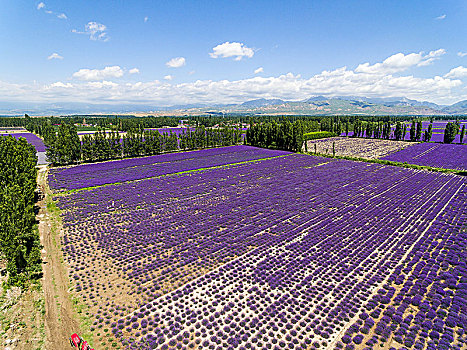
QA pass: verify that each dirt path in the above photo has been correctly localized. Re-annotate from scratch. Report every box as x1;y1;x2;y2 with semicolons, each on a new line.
37;165;81;350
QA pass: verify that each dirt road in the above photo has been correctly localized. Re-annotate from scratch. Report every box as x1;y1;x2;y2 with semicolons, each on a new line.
37;166;81;350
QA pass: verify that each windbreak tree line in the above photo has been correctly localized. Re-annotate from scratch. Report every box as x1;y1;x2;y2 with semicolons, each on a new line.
39;124;243;165
5;113;461;130
0;136;41;287
245;121;306;152
179;126;243;150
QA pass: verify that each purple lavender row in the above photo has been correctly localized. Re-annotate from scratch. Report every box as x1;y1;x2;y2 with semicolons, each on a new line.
381;143;467;170
120;165;465;349
340;131;463;143
53;153;466;349
0;132;46;152
48;145;290;191
338;186;466;350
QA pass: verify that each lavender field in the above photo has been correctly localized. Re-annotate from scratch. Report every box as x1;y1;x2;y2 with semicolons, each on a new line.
50;147;467;350
49;145;289;191
0;132;46;152
381;143;467;171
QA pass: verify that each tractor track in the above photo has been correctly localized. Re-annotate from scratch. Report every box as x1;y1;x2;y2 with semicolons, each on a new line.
38;165;81;350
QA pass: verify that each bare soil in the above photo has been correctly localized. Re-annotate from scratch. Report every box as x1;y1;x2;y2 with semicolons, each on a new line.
0;280;45;350
305;136;416;159
37;166;81;350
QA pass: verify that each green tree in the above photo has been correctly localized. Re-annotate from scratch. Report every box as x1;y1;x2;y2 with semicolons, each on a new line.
460;125;465;144
394;122;402;141
444;122;459;144
410;120;416;141
0;136;41;287
423;123;433;142
415;121;422;141
402;123;407;141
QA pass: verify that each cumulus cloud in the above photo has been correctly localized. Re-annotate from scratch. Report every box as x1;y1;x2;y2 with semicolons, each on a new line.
72;22;108;41
144;16;149;22
458;52;467;57
129;68;140;74
254;67;264;74
444;66;467;79
436;14;446;20
166;57;186;68
164;75;173;81
37;2;45;10
57;13;67;19
47;53;63;60
0;50;464;106
210;42;254;60
355;49;446;74
72;66;124;81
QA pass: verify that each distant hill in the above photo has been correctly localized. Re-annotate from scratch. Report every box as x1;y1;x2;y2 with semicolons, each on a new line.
241;98;285;107
442;100;467;115
1;96;467;116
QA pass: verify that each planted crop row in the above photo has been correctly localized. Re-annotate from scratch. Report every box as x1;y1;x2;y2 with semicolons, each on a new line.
381;143;467;171
51;149;466;349
0;132;46;152
48;145;290;191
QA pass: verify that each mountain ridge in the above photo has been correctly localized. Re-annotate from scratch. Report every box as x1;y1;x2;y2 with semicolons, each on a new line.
0;96;466;116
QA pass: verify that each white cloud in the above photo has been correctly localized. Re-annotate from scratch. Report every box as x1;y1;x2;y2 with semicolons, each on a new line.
86;81;118;89
144;16;149;22
164;75;173;81
47;53;63;60
189;71;195;75
129;68;140;74
458;52;467;57
436;14;446;20
72;66;124;81
210;42;254;60
444;66;467;79
37;2;67;20
0;50;464;106
355;49;446;74
48;81;72;88
254;67;264;74
72;22;108;41
166;57;186;68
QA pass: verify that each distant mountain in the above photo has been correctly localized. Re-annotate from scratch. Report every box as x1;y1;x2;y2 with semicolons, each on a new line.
1;96;466;116
241;98;285;107
304;96;330;102
442;100;467;115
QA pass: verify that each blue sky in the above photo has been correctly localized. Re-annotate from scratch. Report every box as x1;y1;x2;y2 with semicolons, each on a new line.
1;0;466;109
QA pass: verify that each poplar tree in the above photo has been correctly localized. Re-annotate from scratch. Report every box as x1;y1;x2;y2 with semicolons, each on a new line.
0;136;41;286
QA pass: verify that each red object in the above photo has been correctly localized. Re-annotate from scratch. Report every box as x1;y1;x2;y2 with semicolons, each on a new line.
81;340;89;350
70;333;81;348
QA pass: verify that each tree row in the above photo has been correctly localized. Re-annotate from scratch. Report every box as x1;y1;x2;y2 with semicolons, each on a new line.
0;136;41;287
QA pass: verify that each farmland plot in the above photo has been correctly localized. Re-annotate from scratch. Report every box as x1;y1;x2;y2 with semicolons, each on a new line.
305;137;413;159
50;149;466;350
0;131;46;152
49;145;289;191
381;143;467;171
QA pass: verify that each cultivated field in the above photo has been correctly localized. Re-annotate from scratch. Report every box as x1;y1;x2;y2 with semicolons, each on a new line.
381;143;467;171
49;146;467;350
305;137;413;159
0;131;46;152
